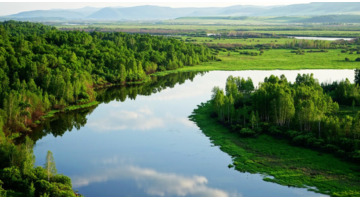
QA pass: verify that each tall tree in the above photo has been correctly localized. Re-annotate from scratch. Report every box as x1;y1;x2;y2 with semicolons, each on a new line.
44;150;57;181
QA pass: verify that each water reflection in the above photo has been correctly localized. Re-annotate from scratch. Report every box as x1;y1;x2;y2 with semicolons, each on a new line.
72;164;231;197
96;71;206;103
30;107;97;142
31;71;205;141
33;70;353;197
88;106;165;131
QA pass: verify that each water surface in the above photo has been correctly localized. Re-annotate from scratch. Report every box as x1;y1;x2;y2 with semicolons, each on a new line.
291;36;354;41
33;70;354;197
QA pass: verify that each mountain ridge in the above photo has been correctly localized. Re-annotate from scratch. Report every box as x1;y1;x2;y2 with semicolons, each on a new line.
1;3;360;21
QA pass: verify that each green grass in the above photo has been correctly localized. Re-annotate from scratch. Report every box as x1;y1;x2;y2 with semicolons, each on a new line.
63;101;99;112
153;49;360;76
189;101;360;197
41;101;99;120
41;110;60;119
56;20;360;37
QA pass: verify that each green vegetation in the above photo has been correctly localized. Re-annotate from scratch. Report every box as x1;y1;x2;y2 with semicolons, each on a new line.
190;101;360;196
1;18;360;197
153;49;360;76
63;101;99;112
190;72;360;196
209;74;360;161
0;21;214;196
0;20;214;134
57;17;360;38
0;132;75;197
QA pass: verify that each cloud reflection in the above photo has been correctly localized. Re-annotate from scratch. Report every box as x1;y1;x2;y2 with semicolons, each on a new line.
72;165;230;197
88;107;164;131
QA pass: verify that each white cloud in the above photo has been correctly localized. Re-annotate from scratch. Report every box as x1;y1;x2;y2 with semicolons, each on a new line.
72;164;231;197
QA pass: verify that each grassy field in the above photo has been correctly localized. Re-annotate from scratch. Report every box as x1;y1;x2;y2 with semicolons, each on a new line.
56;17;360;38
153;49;360;76
182;37;296;45
189;101;360;197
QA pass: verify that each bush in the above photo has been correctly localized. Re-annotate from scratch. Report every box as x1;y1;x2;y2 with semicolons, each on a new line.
291;133;317;147
239;128;256;137
231;124;242;132
52;175;72;187
210;111;218;118
324;144;340;153
356;57;360;62
345;57;350;61
286;130;301;138
351;150;360;161
268;125;282;136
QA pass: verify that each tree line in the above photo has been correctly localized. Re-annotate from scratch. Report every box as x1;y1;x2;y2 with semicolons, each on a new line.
211;73;360;162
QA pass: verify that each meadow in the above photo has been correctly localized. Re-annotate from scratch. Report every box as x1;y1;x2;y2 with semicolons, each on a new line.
154;49;360;76
56;16;360;38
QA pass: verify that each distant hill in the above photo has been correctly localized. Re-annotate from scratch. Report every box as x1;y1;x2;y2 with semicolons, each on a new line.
260;2;360;16
1;2;360;21
5;7;101;20
299;15;360;23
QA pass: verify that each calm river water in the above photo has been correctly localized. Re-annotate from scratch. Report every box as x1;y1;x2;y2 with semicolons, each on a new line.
33;70;354;197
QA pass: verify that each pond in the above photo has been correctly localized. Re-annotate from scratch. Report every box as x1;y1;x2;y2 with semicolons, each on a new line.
32;70;354;197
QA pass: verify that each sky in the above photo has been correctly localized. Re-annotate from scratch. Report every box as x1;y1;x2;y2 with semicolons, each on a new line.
0;0;359;16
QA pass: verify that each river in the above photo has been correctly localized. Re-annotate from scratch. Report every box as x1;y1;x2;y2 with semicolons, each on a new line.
32;70;354;197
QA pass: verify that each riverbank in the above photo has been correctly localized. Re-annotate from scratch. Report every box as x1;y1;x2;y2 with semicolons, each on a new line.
189;101;360;197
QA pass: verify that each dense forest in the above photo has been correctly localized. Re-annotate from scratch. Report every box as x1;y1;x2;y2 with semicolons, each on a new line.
0;21;214;196
210;72;360;162
0;21;214;134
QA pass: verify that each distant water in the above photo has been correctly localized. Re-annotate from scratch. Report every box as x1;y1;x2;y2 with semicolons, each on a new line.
290;36;354;41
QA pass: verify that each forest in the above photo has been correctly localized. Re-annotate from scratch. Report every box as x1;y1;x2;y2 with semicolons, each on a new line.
0;21;214;196
210;71;360;162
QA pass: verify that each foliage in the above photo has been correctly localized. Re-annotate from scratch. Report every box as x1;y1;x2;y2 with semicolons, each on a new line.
0;136;75;197
210;73;360;162
0;20;214;135
0;21;214;197
189;101;360;196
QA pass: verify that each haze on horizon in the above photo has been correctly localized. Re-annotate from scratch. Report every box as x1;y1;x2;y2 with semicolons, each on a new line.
0;0;358;16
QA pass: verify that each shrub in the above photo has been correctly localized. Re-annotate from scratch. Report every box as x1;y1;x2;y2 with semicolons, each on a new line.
239;128;256;137
324;144;340;153
268;125;282;136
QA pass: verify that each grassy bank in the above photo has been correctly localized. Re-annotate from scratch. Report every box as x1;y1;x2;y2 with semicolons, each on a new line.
153;49;360;76
41;101;99;121
189;101;360;197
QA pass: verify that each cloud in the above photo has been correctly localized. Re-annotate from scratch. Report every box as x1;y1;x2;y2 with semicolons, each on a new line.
72;165;230;197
